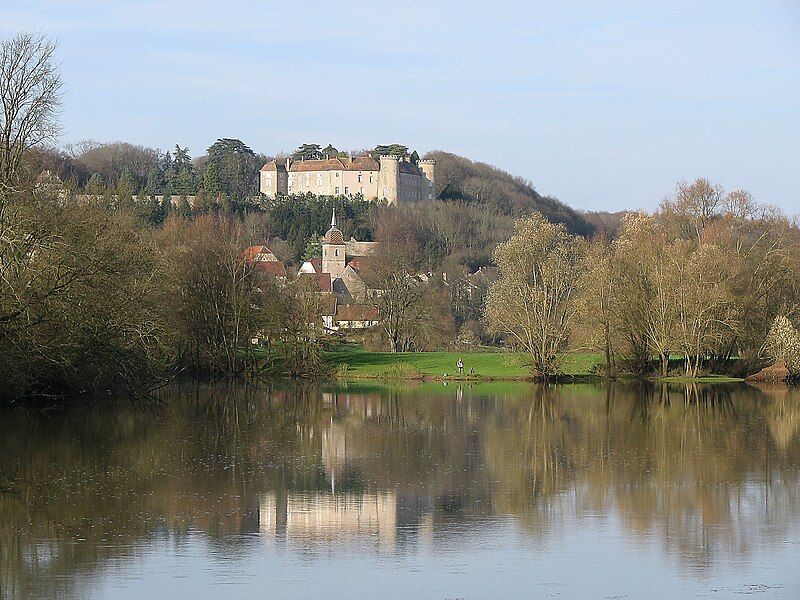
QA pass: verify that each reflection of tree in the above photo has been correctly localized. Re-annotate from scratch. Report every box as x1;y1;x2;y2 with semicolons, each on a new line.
1;381;798;596
0;380;334;598
479;382;799;572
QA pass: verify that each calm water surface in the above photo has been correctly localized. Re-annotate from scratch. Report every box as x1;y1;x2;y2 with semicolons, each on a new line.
2;381;799;599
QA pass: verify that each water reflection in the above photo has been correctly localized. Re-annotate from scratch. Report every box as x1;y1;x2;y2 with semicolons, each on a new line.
2;381;799;598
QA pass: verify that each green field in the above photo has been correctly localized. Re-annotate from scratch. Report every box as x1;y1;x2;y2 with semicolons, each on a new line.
323;346;603;380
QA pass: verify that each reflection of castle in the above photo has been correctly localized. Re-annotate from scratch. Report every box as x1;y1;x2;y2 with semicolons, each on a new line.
259;492;401;550
258;393;438;550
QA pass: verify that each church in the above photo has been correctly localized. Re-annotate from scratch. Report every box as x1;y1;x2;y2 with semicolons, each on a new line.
297;209;382;330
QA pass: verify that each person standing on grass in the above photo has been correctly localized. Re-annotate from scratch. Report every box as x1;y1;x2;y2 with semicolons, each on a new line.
457;358;464;375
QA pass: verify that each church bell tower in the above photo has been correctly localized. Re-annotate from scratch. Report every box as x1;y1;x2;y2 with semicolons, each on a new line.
321;208;346;280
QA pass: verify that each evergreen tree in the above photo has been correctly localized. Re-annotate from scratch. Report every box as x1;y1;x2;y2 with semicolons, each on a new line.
203;160;224;197
116;169;137;210
321;144;339;159
291;143;322;160
192;189;213;215
173;145;190;168
144;168;161;195
204;138;258;202
178;165;196;194
176;194;192;218
136;194;163;225
85;172;105;195
161;194;172;221
303;239;322;260
372;144;410;159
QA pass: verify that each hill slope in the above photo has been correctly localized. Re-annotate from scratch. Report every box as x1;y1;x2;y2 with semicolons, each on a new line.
425;151;594;237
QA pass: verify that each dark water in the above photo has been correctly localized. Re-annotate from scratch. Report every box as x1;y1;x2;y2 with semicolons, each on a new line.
2;381;800;599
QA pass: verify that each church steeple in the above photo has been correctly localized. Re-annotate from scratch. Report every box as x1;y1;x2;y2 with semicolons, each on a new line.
322;208;346;279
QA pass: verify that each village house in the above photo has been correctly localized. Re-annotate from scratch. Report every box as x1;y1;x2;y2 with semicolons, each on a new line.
244;211;382;331
299;209;382;330
242;245;287;280
259;154;436;205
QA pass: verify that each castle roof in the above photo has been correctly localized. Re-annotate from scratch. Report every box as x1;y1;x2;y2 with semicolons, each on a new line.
260;154;430;174
260;158;288;172
266;155;381;173
349;156;380;171
398;161;424;175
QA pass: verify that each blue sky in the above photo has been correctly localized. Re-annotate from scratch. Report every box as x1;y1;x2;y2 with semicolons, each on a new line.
2;1;799;213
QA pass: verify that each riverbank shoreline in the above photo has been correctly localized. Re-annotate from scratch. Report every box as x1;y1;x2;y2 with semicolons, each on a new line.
323;348;746;384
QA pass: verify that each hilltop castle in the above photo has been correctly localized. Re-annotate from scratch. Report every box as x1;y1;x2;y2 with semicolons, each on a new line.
259;154;435;204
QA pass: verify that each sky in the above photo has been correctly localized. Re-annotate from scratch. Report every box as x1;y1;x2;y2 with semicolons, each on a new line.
1;1;799;213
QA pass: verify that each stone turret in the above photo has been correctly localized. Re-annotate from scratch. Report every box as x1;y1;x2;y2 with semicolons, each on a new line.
377;155;400;204
418;159;436;200
321;208;346;280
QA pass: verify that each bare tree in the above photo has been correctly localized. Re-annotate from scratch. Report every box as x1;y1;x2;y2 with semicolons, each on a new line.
484;213;587;379
157;215;268;374
0;32;61;194
660;178;723;243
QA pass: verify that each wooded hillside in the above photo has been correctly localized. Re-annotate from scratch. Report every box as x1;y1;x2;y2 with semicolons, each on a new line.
426;151;594;237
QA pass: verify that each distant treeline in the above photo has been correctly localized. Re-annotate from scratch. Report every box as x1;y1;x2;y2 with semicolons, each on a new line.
484;181;800;379
32;138;265;199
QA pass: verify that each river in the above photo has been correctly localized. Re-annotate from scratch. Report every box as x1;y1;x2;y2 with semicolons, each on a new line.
2;380;799;599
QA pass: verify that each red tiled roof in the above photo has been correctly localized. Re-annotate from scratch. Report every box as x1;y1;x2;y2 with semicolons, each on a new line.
243;245;274;261
260;158;288;172
324;227;344;244
336;304;379;322
253;261;287;277
319;294;338;316
290;158;346;172
349;156;380;171
347;257;380;288
287;156;381;173
300;272;332;293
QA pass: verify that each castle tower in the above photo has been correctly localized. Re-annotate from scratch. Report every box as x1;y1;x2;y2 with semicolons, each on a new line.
376;155;400;204
418;159;436;200
321;208;346;280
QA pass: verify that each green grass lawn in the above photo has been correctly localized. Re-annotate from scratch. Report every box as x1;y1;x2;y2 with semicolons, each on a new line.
323;346;603;379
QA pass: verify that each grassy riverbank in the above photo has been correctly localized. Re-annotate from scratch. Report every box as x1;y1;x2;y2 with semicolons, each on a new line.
324;346;603;380
322;346;747;383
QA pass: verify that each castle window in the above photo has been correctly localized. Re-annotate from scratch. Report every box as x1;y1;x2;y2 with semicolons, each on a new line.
370;175;373;183
344;186;349;195
335;187;339;194
335;249;339;256
335;172;339;178
357;173;362;182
